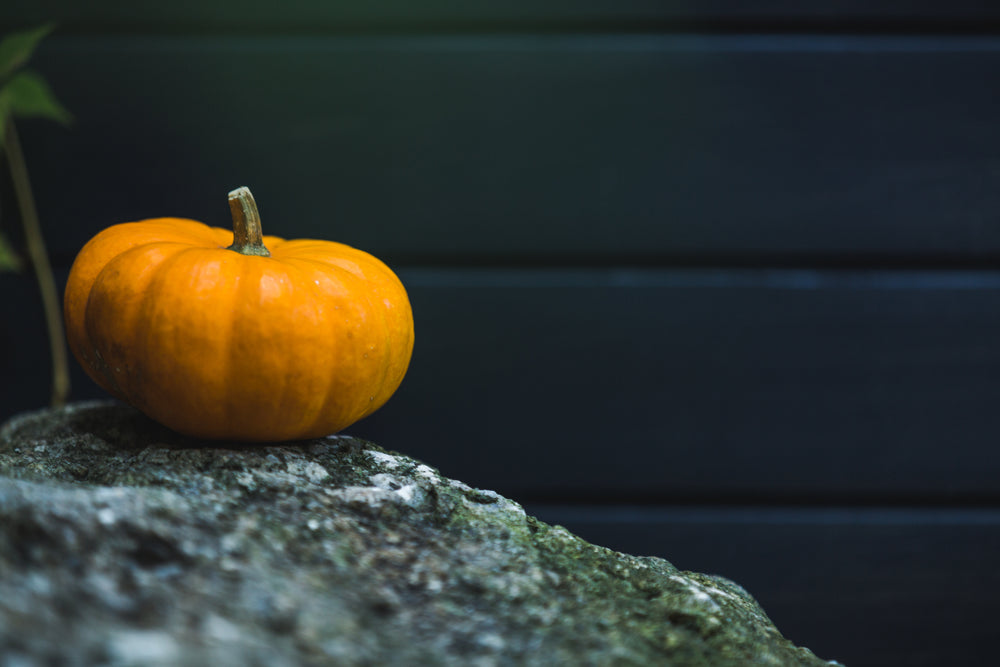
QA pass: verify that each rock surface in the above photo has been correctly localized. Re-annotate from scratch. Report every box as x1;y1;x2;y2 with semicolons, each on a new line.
0;402;840;666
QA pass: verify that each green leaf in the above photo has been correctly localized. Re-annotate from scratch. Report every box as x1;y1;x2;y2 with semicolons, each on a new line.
0;24;54;78
0;232;23;272
0;70;72;125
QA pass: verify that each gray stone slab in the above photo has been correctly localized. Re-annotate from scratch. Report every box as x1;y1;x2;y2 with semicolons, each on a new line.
0;402;840;666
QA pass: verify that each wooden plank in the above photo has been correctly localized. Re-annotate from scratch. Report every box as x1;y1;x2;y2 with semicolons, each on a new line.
349;267;1000;502
12;267;1000;502
524;503;1000;667
19;34;1000;265
4;1;1000;34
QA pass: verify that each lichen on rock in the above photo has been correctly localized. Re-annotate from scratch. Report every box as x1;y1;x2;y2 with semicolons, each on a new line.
0;401;841;666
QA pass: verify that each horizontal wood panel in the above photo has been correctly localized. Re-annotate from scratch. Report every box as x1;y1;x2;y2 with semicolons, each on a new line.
8;267;1000;502
5;2;1000;34
356;267;1000;501
16;34;1000;265
524;503;1000;667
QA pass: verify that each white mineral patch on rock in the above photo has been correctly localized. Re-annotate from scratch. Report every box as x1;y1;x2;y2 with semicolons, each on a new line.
235;472;256;489
326;486;393;506
107;630;180;665
448;479;473;492
326;476;425;509
702;581;742;602
394;484;416;503
285;460;329;483
414;464;438;481
670;575;723;614
366;449;403;469
203;613;244;643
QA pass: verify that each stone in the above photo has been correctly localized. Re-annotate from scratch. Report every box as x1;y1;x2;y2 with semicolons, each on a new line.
0;401;841;666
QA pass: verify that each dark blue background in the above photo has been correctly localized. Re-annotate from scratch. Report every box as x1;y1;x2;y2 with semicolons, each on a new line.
4;3;1000;664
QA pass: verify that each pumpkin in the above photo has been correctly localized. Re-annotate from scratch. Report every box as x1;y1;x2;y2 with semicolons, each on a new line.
64;187;414;441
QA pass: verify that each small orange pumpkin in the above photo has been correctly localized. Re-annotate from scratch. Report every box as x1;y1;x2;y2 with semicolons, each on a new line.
64;187;414;441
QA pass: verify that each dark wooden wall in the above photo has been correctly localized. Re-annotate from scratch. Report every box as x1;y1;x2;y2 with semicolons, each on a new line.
4;3;1000;665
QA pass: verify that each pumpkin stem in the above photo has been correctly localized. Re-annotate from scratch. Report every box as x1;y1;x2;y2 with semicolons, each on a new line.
227;186;271;257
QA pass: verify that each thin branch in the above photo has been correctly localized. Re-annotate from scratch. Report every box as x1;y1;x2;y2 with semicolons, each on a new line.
4;117;70;406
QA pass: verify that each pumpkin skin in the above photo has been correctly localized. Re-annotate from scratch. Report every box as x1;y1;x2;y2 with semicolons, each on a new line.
64;189;414;441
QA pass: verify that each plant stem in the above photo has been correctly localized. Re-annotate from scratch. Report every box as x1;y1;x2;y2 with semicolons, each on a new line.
4;118;70;406
226;186;270;257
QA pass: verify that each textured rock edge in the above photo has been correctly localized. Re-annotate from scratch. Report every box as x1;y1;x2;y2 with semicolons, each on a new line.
0;402;842;666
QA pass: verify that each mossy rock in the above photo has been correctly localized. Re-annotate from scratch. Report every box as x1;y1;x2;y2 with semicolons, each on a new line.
0;402;841;666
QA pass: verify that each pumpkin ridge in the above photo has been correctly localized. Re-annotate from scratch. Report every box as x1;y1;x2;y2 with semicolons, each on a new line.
221;254;265;438
275;255;401;433
229;259;311;439
334;256;396;423
359;277;394;423
279;259;365;436
282;260;358;437
108;238;210;255
83;242;194;405
65;227;218;376
119;219;223;246
215;253;250;438
279;249;414;402
129;247;234;431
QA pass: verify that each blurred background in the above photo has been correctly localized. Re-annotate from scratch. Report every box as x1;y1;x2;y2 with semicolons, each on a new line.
3;2;1000;665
